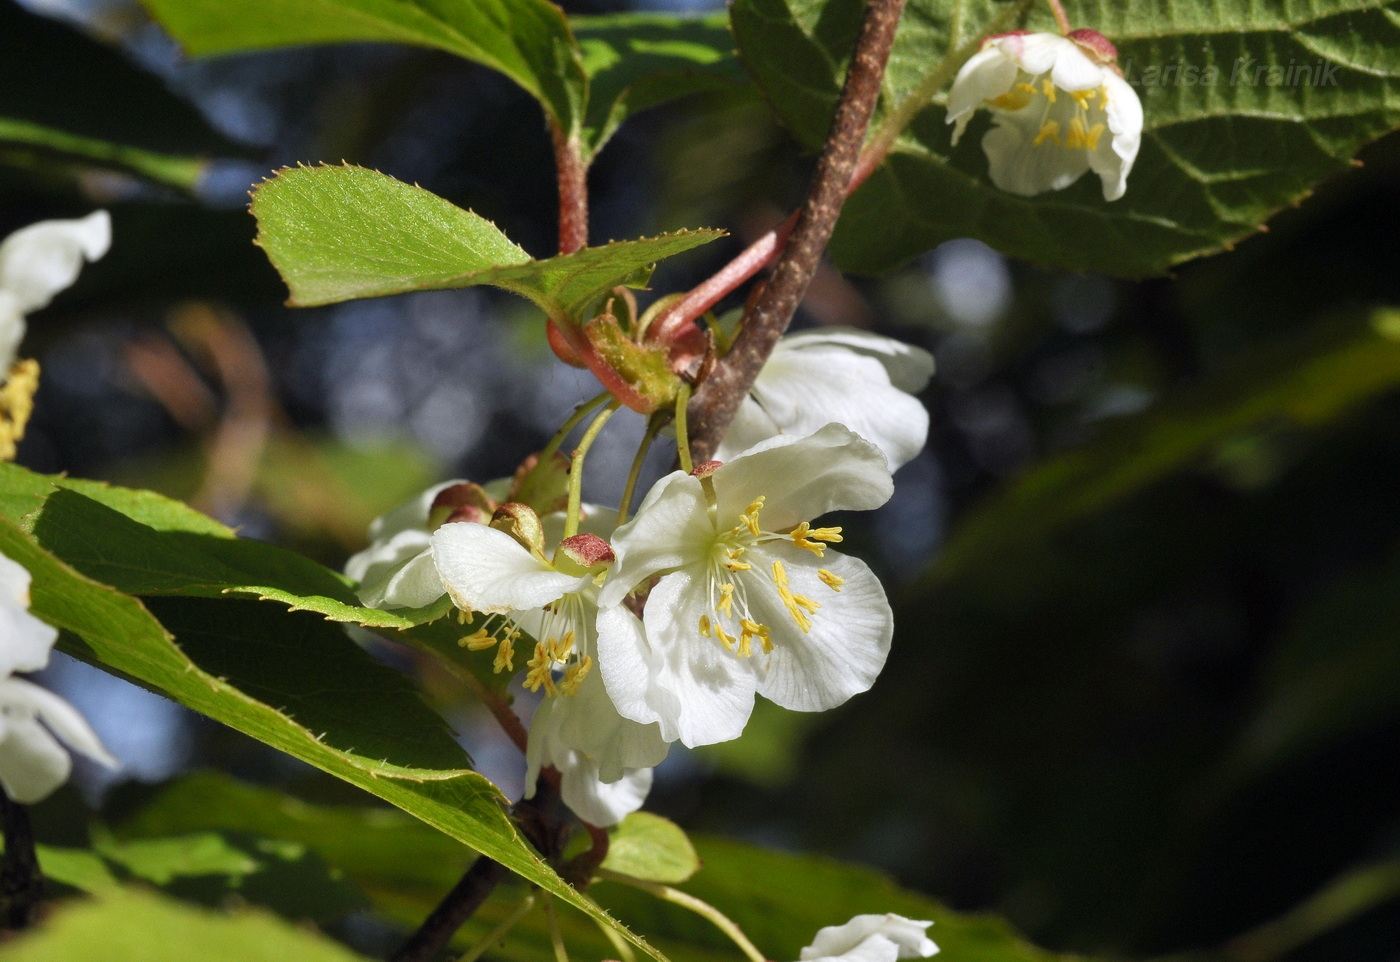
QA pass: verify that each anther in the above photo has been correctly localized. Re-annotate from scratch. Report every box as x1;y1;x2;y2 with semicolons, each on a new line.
818;569;845;592
1034;120;1061;147
494;638;515;673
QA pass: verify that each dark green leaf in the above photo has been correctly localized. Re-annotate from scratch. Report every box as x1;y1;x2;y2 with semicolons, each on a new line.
253;165;722;318
0;521;655;953
140;0;586;137
573;12;750;158
732;0;1400;275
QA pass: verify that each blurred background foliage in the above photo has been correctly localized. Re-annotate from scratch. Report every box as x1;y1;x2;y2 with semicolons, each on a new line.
5;0;1400;959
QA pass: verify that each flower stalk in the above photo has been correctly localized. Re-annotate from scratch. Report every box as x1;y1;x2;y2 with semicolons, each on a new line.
598;870;767;962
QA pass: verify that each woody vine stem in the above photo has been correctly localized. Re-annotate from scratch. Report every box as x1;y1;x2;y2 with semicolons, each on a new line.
386;0;906;959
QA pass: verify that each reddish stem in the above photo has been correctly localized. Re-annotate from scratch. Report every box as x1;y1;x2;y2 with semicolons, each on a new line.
551;120;589;255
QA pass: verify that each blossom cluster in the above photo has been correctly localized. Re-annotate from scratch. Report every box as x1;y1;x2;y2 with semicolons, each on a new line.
348;328;933;826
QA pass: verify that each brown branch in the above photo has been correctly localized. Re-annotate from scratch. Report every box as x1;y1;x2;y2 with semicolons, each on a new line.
551;120;589;255
389;855;510;962
685;0;907;461
1;795;42;930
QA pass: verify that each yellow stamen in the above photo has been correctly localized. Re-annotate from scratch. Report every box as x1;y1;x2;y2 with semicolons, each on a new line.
818;569;845;592
456;609;469;625
461;628;497;651
1033;120;1061;147
1070;87;1096;110
987;90;1032;111
717;582;735;617
1064;116;1087;149
698;614;712;637
724;549;752;572
0;359;40;462
715;624;737;651
1098;84;1110;106
1040;78;1057;103
524;642;557;695
494;637;515;673
560;655;592;695
772;560;816;633
742;497;766;537
551;630;576;661
789;522;844;555
739;619;770;658
1082;122;1106;151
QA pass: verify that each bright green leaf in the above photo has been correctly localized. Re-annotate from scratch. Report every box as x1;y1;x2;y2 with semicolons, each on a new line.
602;813;701;884
732;0;1400;276
140;0;586;137
573;12;751;158
252;164;723;320
934;311;1400;582
0;465;443;630
0;521;657;957
0;116;206;192
0;887;368;962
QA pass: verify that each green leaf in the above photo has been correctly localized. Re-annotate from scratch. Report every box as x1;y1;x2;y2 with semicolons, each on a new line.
934;310;1400;582
0;521;656;956
253;164;722;319
602;813;701;884
573;12;751;158
140;0;586;137
732;0;1400;276
0;887;369;962
0;116;206;192
0;464;443;630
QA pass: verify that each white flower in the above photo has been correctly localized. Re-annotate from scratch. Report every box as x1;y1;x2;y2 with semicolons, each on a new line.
799;914;937;962
430;514;668;823
714;328;933;471
0;677;118;803
946;31;1142;201
1;552;116;804
0;211;111;374
525;671;656;826
345;478;475;609
596;423;895;748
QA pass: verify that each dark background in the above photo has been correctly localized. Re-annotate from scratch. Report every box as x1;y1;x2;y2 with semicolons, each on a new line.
6;0;1400;958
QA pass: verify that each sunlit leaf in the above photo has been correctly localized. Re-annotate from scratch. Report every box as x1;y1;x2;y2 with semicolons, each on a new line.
252;165;722;320
602;813;701;884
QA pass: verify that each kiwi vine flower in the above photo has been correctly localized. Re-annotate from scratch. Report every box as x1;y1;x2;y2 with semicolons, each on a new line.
946;30;1142;201
596;424;895;748
1;552;117;803
799;914;937;962
714;328;934;471
430;512;667;824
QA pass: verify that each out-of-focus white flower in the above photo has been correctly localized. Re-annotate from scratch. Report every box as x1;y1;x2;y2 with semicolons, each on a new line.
0;211;111;374
597;424;895;748
525;671;656;826
0;552;116;804
431;512;667;824
799;914;937;962
946;31;1142;201
714;328;933;471
344;478;476;609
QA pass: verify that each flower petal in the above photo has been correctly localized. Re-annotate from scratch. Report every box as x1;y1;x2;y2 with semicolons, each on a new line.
637;572;760;747
713;423;894;532
777;328;933;393
555;670;669;782
11;677;118;768
599;471;712;609
982;110;1091;197
431;522;585;614
1090;72;1144;201
712;396;783;463
347;529;444;609
560;760;653;827
802;915;937;962
0;211;110;314
0;716;70;804
946;46;1017;143
365;478;468;542
0;557;57;675
596;603;680;734
743;343;929;470
747;547;892;713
